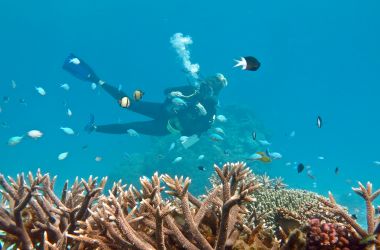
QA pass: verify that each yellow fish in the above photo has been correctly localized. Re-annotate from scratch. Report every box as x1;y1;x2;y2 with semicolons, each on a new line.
133;90;144;101
256;152;272;163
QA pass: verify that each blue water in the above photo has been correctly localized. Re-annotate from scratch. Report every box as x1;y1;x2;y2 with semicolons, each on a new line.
1;0;380;222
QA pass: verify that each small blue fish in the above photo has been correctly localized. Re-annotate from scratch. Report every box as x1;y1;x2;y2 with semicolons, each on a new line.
8;136;23;146
172;156;183;164
214;127;225;135
247;153;262;161
168;142;175;152
317;115;322;128
209;133;224;142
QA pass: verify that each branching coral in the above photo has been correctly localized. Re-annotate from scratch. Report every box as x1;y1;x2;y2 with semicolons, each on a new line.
70;162;263;250
1;164;379;250
0;169;106;249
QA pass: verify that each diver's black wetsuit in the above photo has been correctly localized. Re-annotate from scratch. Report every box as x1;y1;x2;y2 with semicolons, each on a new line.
95;82;217;136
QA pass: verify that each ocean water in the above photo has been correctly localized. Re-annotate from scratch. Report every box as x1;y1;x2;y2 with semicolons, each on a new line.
0;0;380;224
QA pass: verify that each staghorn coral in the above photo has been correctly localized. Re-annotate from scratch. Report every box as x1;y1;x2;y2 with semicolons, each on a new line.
69;162;265;250
0;169;107;249
0;162;280;250
0;163;379;250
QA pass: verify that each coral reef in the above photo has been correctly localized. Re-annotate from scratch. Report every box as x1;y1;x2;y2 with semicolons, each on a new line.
0;170;106;249
0;162;379;250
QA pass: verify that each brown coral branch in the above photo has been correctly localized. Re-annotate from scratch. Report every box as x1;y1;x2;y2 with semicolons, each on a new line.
109;193;155;250
352;181;380;234
194;186;221;226
162;175;213;250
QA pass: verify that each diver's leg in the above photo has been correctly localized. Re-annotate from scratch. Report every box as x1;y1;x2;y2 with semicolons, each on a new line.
95;120;170;136
100;82;166;120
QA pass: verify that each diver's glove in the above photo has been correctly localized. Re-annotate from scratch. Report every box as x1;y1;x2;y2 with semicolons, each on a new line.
84;114;96;133
63;53;100;83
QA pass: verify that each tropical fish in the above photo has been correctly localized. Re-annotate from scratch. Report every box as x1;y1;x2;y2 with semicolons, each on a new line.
373;161;380;166
119;96;131;108
318;156;325;160
91;82;97;90
224;149;231;156
27;130;43;139
195;102;207;116
198;154;205;160
58;152;69;160
297;163;305;173
3;96;10;103
19;98;27;105
60;83;70;91
69;57;80;64
1;121;9;128
11;80;16;89
335;167;339;175
247;153;262;161
268;151;282;160
209;133;224;142
8;136;23;146
317;115;322;128
258;140;271;146
198;166;206;171
60;127;75;135
307;170;315;180
214;127;225;135
289;130;296;137
133;90;144;101
375;206;380;215
118;84;122;92
351;214;357;220
216;115;227;122
127;129;139;137
35;86;46;96
168;142;175;152
256;152;271;162
233;56;261;71
285;162;292;166
95;156;102;162
252;131;256;140
172;156;183;164
67;108;72;117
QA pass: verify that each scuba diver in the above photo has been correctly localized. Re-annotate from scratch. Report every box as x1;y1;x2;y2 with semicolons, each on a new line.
63;54;227;144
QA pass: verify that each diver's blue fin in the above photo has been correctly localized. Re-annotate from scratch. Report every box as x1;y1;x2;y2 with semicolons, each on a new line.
84;114;96;133
63;54;100;83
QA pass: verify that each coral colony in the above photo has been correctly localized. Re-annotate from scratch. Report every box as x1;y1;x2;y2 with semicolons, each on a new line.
0;162;379;249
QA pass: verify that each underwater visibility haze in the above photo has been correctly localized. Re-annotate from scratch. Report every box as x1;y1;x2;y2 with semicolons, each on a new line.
0;0;380;249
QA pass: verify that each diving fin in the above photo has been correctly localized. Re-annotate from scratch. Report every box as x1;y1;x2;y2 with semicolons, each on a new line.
63;54;100;83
